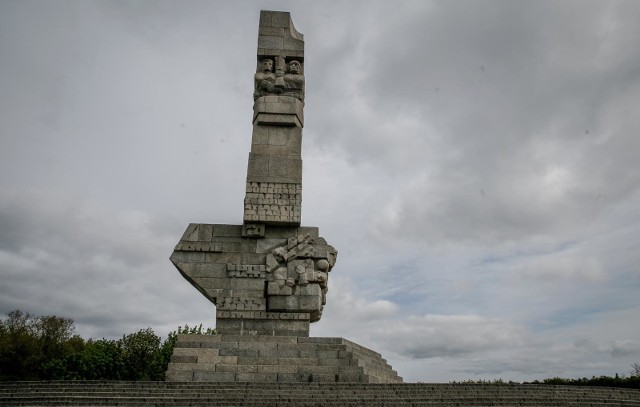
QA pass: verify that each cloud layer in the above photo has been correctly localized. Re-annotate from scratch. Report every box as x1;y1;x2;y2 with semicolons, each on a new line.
1;0;640;382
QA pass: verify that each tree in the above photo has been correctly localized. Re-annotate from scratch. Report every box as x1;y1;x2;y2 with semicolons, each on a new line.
0;310;41;380
1;310;215;381
120;328;162;380
632;363;640;377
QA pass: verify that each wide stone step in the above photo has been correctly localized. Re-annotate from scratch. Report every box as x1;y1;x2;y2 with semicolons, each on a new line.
2;382;640;406
166;334;403;383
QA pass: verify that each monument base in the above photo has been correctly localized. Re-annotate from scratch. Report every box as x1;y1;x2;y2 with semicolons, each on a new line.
165;334;403;383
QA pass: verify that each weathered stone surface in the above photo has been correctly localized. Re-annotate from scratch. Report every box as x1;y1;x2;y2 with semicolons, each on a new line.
171;221;336;335
167;10;400;384
7;381;640;406
165;335;403;383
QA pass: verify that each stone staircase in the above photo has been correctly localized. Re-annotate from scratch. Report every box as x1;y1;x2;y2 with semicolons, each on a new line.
165;334;403;383
1;381;639;406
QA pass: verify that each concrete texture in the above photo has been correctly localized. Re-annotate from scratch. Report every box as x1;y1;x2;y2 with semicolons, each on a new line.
3;381;640;406
167;10;400;384
165;334;403;383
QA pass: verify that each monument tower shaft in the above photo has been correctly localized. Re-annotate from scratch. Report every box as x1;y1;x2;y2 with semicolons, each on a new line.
244;11;305;225
170;10;335;337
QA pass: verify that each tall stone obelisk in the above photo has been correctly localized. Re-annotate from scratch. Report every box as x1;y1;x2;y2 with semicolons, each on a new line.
166;11;402;383
169;11;334;336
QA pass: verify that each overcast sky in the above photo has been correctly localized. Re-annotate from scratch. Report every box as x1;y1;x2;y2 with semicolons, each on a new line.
1;0;640;383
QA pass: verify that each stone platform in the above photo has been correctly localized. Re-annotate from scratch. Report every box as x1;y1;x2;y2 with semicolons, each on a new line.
2;381;640;406
165;334;403;383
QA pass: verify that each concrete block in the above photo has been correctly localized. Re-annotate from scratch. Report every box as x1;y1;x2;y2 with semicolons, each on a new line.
234;349;261;357
166;362;198;372
216;364;258;373
238;341;277;351
259;27;284;36
191;363;217;372
203;252;243;264
237;356;278;365
269;156;302;180
298;337;344;344
172;347;218;356
173;341;201;348
179;263;227;278
197;354;238;364
298;365;337;375
268;127;287;145
278;342;317;352
258;35;284;49
284;37;304;51
197;224;213;241
241;253;267;264
170;355;197;363
271;12;290;28
256;238;287;253
200;341;225;349
317;344;347;352
337;372;366;383
298;295;321;311
177;334;219;343
253;112;299;127
193;371;235;382
209;341;239;351
257;364;297;374
318;358;351;367
268;295;298;311
164;370;193;381
212;224;243;237
198;277;264;291
259;10;272;27
310;373;337;382
222;334;298;343
278;357;318;366
179;223;200;242
247;153;270;179
277;373;310;383
249;144;294;156
295;284;321;296
170;251;207;264
236;372;278;382
260;348;298;358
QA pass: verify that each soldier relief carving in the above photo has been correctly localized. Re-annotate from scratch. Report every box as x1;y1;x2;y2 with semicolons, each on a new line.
264;233;336;322
254;56;305;101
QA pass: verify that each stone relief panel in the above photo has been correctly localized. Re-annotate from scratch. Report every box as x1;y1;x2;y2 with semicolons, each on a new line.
243;182;301;224
254;56;305;101
264;233;336;321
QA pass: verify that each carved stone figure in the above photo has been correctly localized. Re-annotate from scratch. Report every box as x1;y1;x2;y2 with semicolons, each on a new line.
253;58;277;99
282;60;305;101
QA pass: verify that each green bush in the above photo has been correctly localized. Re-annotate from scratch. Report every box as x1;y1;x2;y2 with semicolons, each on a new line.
0;309;214;381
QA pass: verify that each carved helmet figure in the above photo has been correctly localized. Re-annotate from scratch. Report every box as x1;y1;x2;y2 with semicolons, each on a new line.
260;58;274;72
288;60;301;74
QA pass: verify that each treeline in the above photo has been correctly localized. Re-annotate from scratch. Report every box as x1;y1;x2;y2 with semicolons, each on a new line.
531;374;640;390
452;376;640;389
0;310;214;381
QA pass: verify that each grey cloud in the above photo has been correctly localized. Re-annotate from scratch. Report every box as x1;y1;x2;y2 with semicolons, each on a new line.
302;1;640;247
2;0;639;382
0;190;212;339
609;340;640;358
374;314;528;359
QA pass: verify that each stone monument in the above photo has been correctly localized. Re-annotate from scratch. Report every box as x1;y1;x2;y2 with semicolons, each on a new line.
166;10;402;383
